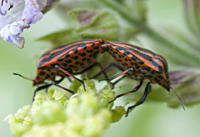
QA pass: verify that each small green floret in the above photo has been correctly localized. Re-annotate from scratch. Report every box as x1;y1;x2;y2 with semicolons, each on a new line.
6;79;125;137
111;106;126;123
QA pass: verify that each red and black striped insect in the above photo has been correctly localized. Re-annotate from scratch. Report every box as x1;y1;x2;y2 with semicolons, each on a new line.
93;40;185;117
14;39;108;101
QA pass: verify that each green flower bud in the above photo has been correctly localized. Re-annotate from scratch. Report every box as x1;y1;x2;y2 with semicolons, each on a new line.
6;79;121;137
6;106;31;137
98;82;115;109
111;106;126;123
32;101;67;125
52;90;69;106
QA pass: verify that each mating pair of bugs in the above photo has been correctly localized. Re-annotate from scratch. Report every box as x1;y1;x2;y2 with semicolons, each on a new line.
14;39;184;117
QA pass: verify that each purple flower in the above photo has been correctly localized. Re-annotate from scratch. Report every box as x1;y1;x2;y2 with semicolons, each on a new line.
0;0;43;48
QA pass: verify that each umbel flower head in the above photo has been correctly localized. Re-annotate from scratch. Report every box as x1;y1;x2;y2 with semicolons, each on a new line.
5;79;126;137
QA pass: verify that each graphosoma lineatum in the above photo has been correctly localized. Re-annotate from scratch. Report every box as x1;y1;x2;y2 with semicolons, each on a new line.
94;40;185;117
14;39;108;102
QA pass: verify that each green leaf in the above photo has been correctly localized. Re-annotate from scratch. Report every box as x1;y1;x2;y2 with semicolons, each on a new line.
36;28;80;48
183;0;200;37
69;10;120;40
167;70;200;107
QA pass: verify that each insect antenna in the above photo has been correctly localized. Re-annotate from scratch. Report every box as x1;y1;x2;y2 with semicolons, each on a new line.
170;86;185;111
13;73;34;81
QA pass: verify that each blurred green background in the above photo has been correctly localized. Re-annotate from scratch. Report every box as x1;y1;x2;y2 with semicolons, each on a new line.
1;0;200;136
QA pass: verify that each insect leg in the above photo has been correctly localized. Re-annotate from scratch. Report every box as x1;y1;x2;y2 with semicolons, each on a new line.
51;77;75;94
32;83;52;102
99;67;134;82
112;75;127;85
67;77;72;82
91;62;126;79
52;81;75;94
32;77;64;102
45;77;65;93
73;62;109;79
55;65;86;91
109;81;143;103
92;62;132;86
125;82;151;117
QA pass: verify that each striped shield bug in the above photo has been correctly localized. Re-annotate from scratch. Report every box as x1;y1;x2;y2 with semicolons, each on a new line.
93;40;185;117
14;39;108;102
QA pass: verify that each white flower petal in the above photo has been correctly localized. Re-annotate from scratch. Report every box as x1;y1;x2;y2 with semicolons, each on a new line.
0;0;24;29
22;0;43;24
0;23;24;48
0;0;43;48
10;21;24;35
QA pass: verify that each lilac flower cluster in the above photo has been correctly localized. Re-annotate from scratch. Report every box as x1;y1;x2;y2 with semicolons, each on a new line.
0;0;43;48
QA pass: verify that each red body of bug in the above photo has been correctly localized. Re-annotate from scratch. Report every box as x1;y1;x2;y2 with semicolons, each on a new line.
15;39;107;101
102;40;170;90
95;40;184;117
34;39;104;85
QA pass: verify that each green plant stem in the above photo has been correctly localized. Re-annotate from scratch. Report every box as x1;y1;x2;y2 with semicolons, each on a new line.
145;27;200;67
100;0;200;67
99;0;145;29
